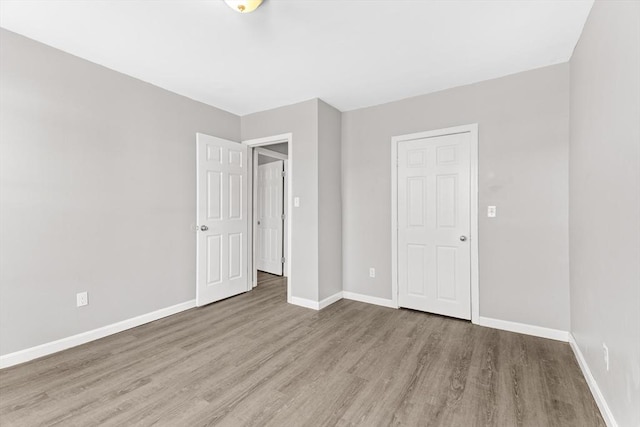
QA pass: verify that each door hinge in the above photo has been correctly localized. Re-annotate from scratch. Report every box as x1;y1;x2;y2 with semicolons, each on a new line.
281;213;286;220
281;170;287;177
281;257;286;264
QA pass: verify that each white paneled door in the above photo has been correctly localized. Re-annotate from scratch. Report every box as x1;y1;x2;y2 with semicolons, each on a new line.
196;133;248;307
397;132;471;319
257;161;284;275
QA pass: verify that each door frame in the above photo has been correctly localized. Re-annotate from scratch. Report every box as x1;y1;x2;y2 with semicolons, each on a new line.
243;133;293;303
254;149;288;278
391;124;479;324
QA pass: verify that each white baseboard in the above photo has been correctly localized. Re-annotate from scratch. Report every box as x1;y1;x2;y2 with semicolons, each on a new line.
288;296;321;310
319;292;343;309
342;291;398;309
0;300;196;369
569;334;617;427
289;290;399;310
477;316;569;342
289;292;343;310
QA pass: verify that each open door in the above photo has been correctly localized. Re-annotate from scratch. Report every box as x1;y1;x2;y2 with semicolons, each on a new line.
256;160;284;275
196;133;248;307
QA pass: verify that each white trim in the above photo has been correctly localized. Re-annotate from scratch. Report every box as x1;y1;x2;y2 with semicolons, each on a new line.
251;148;258;287
283;160;288;278
288;292;343;310
288;296;320;310
243;133;291;147
243;133;293;301
318;292;343;309
0;300;196;369
478;316;569;342
391;124;480;322
391;136;399;308
569;334;617;427
469;125;479;323
342;291;398;309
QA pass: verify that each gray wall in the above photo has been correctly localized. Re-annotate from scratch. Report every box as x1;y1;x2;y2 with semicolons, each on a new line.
241;100;320;301
264;142;288;155
318;100;343;300
258;154;280;165
342;63;570;331
569;2;640;426
0;29;240;356
258;142;288;164
242;99;343;302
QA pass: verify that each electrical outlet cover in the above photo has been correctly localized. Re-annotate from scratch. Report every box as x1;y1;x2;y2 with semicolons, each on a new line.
76;292;88;307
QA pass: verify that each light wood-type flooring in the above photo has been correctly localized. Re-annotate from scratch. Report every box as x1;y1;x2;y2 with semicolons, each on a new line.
0;272;604;426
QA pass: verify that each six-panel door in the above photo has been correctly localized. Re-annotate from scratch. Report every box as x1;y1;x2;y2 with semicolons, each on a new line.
397;132;471;320
196;133;248;307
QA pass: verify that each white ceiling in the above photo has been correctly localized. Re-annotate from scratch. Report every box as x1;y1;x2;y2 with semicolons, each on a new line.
0;0;593;116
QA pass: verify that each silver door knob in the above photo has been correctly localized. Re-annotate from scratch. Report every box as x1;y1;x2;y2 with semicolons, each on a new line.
460;235;467;241
200;225;208;231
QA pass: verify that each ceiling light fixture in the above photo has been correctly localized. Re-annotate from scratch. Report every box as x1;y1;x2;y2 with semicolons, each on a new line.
224;0;263;13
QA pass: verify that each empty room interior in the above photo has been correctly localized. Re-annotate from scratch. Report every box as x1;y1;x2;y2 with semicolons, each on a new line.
0;0;638;426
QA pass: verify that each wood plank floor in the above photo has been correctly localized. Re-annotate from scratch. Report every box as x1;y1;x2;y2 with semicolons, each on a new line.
0;272;604;426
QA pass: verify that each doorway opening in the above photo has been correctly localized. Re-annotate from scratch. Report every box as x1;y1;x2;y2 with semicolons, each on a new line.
255;146;288;277
244;133;293;303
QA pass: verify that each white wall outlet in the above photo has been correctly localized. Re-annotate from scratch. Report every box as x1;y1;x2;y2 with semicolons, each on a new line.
76;291;88;307
294;197;300;207
369;268;376;278
487;206;497;218
603;343;609;371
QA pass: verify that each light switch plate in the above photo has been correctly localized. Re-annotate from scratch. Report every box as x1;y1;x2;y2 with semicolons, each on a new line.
369;268;375;278
487;206;497;218
294;197;300;207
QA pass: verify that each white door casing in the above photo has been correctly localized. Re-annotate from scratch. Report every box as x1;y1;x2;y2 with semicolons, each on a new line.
257;160;284;275
244;133;293;301
396;129;475;320
196;133;249;307
283;160;288;277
